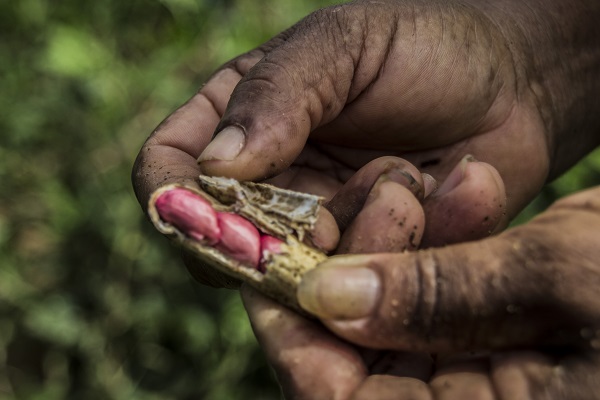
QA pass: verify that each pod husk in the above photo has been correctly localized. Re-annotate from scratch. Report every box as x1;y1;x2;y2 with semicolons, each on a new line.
148;176;328;312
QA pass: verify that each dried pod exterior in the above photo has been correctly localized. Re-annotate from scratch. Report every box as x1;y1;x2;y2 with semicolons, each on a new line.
148;176;328;312
196;175;320;241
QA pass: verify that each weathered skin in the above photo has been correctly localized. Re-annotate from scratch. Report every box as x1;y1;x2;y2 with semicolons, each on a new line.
132;0;600;394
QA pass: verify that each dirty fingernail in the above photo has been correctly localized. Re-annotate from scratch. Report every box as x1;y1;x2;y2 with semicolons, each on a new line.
198;126;245;163
384;168;423;199
366;169;422;207
422;173;438;198
298;261;381;320
434;154;476;197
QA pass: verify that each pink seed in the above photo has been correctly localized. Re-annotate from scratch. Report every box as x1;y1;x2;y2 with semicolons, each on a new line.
258;235;284;272
155;188;220;244
260;235;284;256
156;188;286;272
216;212;261;268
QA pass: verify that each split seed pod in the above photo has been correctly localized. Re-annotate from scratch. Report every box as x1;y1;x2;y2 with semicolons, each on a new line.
148;175;328;312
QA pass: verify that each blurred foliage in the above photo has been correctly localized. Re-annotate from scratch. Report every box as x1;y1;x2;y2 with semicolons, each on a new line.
0;0;339;399
2;0;600;399
511;147;600;226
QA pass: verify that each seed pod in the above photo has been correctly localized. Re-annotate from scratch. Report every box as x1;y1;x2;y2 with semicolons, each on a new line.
148;175;328;312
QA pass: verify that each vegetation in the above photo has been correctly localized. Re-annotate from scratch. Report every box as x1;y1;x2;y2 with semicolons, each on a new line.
2;0;600;399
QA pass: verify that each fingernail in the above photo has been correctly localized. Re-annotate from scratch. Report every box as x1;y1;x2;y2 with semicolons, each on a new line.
422;173;438;198
434;154;476;197
385;168;424;199
367;168;422;206
197;126;245;163
298;259;381;320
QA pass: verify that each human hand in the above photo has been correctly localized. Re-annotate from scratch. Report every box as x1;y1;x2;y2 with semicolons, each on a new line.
298;184;600;352
237;155;502;399
133;0;549;211
240;179;600;399
244;284;600;400
242;285;436;400
298;189;600;399
133;0;600;286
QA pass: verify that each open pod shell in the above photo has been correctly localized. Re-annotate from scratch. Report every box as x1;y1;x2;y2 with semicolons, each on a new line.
148;175;328;312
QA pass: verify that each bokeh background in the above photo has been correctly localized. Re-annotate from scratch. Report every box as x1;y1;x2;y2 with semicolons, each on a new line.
2;0;600;399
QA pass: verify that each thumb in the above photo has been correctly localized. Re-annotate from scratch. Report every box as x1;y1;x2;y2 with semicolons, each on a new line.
297;193;600;352
197;4;396;180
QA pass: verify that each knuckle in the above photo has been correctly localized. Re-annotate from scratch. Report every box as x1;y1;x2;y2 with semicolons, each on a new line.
404;251;445;347
368;252;443;350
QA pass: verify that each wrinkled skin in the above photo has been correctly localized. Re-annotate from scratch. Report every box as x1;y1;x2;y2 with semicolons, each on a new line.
132;0;600;398
245;185;600;400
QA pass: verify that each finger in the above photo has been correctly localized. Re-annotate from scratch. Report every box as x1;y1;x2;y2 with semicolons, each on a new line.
490;351;555;400
422;173;438;198
263;169;342;252
133;74;238;289
350;375;433;400
421;155;507;247
325;156;425;232
308;207;340;253
492;350;600;400
336;174;425;254
197;4;401;181
132;66;251;207
297;187;600;352
241;285;366;400
181;250;241;289
430;355;496;400
135;52;342;288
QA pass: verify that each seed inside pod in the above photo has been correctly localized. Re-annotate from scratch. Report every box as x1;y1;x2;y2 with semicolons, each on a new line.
259;235;284;273
154;188;220;244
216;212;261;268
155;188;283;272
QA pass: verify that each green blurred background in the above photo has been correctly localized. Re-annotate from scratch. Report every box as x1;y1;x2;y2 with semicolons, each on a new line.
2;0;600;399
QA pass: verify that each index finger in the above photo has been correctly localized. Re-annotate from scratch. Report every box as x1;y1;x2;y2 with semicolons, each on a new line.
132;53;263;208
